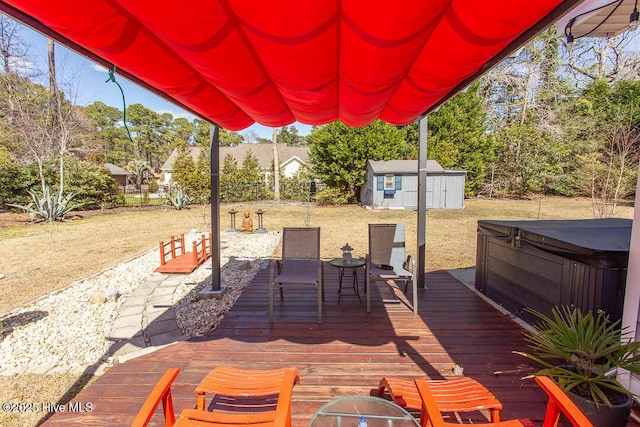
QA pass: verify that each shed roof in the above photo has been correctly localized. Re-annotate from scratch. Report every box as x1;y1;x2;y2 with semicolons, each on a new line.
368;159;446;174
103;163;130;176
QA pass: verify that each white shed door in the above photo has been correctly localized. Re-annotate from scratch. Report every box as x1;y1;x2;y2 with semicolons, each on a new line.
403;176;418;210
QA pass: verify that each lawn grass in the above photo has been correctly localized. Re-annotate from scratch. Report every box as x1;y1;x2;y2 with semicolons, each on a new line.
0;196;634;427
0;197;632;313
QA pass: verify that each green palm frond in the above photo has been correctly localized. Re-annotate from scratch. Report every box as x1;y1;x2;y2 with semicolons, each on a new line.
515;306;640;407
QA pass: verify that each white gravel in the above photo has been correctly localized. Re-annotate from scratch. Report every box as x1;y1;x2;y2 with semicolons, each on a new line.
173;232;280;337
0;231;279;375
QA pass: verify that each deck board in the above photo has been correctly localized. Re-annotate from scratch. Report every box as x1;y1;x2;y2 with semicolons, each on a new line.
40;267;639;427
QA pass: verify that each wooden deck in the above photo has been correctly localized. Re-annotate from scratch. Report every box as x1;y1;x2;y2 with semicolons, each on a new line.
40;266;639;427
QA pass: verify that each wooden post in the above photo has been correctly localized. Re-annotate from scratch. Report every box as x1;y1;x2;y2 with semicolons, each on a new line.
201;234;206;260
192;241;198;268
170;236;177;260
159;240;166;266
179;234;185;256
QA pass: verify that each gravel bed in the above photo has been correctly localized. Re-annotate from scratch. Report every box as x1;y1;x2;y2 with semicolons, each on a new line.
0;231;279;375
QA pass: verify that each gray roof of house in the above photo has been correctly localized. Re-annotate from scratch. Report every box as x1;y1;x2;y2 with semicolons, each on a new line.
161;144;309;171
368;159;446;174
103;163;130;176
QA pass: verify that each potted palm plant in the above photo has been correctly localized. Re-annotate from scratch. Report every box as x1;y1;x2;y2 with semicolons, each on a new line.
515;305;640;427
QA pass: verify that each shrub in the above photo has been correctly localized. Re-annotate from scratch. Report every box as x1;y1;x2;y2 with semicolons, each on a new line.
280;169;316;201
64;158;120;209
0;163;30;209
148;179;159;193
313;187;351;205
0;157;119;210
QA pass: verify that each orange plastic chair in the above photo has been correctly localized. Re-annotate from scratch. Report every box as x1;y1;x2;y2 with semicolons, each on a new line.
132;368;181;427
195;366;301;414
414;376;594;427
378;377;502;425
132;367;301;427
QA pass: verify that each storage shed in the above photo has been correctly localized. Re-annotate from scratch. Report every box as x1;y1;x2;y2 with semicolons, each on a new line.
475;218;632;323
361;160;466;210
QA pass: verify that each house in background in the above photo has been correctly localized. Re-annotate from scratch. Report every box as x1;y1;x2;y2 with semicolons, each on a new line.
361;159;466;210
103;163;131;191
160;144;309;186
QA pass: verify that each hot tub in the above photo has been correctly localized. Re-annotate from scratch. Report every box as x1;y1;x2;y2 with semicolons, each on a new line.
475;218;631;322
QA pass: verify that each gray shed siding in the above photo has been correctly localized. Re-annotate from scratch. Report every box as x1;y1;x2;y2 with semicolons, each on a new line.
361;160;465;210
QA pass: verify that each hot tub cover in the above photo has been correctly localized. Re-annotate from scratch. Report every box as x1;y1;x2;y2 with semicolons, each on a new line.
477;218;632;269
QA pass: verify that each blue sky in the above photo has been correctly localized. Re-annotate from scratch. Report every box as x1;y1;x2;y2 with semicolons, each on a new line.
17;23;311;142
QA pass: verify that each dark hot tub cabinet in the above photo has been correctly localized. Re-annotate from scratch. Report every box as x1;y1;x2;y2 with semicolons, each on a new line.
475;218;631;323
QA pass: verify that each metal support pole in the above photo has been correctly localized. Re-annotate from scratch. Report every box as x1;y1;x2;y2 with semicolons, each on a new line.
416;116;428;306
210;124;221;291
622;161;640;394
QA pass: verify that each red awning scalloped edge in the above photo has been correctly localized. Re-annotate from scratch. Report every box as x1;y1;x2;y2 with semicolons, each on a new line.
0;0;583;130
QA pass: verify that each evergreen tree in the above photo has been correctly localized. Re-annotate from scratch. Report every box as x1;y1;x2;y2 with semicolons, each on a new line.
193;118;211;146
219;128;244;146
84;101;131;165
278;125;306;146
170;117;194;149
483;29;579;198
220;153;239;202
309;120;409;201
191;148;211;203
239;150;269;201
427;82;493;196
125;103;172;168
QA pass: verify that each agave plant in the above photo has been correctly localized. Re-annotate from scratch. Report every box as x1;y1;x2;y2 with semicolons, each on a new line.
515;306;640;407
9;185;80;222
167;187;192;210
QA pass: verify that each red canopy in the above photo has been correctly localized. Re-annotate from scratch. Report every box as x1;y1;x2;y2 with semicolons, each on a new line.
0;1;581;130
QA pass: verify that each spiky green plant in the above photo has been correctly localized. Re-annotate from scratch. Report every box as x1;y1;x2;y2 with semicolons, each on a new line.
167;187;192;210
515;306;640;407
9;185;79;222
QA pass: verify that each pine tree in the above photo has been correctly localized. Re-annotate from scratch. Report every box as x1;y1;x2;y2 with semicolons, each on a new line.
428;82;493;196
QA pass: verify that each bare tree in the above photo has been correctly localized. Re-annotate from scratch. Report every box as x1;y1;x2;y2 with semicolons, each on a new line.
577;107;640;218
0;14;34;137
1;44;87;221
563;32;640;84
0;15;30;74
48;39;69;200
